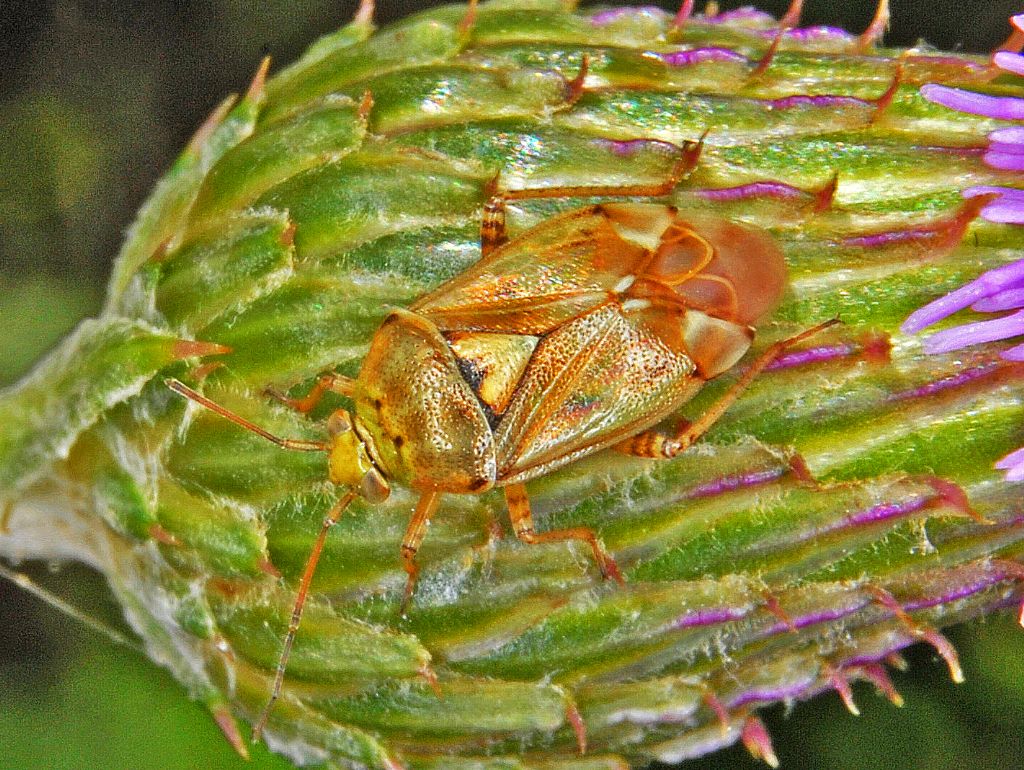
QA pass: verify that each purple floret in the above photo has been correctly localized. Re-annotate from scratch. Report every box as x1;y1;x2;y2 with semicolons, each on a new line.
921;84;1024;121
919;309;1024;355
910;15;1024;484
963;186;1024;224
901;259;1024;334
985;126;1024;171
996;447;1024;481
972;287;1024;312
994;51;1024;77
1002;341;1024;361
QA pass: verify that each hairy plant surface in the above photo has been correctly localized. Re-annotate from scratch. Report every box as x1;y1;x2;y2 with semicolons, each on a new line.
2;2;1024;768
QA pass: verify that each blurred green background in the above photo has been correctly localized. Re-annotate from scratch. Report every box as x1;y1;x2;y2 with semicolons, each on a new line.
3;1;1024;768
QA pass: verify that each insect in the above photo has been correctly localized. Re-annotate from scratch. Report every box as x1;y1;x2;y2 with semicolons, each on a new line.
167;169;833;739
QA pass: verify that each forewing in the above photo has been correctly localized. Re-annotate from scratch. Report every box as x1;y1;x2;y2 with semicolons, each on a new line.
493;302;705;483
412;206;651;334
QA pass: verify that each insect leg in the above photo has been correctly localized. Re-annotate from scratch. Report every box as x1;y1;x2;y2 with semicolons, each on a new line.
252;489;358;742
621;318;840;459
400;490;443;617
500;134;705;202
504;483;624;584
479;134;704;257
165;379;328;451
480;194;508;258
265;373;356;414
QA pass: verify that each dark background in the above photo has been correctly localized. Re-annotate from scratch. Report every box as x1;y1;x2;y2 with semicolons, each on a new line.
2;2;1024;769
2;0;1021;293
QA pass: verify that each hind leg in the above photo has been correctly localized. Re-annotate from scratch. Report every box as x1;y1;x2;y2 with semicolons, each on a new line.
618;319;839;459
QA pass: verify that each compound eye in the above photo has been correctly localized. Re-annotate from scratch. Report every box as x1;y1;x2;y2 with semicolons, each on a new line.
326;410;353;436
360;468;391;503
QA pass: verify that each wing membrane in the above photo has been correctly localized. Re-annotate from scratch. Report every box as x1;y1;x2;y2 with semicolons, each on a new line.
412;206;651;334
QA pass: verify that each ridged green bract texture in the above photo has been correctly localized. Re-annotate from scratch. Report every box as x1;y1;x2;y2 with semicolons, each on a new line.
3;2;1024;768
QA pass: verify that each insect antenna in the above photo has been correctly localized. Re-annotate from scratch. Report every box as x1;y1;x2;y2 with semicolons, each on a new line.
165;378;328;452
251;488;358;741
0;561;143;654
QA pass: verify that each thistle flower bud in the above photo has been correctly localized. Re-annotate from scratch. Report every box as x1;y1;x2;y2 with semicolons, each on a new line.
3;2;1024;768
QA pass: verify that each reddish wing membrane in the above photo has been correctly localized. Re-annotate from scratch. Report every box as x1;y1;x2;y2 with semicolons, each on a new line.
649;210;788;327
413;203;785;334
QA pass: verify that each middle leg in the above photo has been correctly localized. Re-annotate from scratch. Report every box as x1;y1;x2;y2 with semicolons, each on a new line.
478;132;706;258
504;483;624;584
399;490;443;616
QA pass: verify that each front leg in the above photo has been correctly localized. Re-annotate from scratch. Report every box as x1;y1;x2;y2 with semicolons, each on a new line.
265;372;355;414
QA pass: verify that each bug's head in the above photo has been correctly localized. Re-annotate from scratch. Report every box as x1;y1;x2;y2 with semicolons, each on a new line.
325;409;390;503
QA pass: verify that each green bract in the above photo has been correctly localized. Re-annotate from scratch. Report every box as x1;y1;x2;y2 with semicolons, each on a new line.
3;2;1024;768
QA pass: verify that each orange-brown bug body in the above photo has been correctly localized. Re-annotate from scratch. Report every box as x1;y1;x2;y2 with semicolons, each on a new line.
168;191;832;740
354;204;785;495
